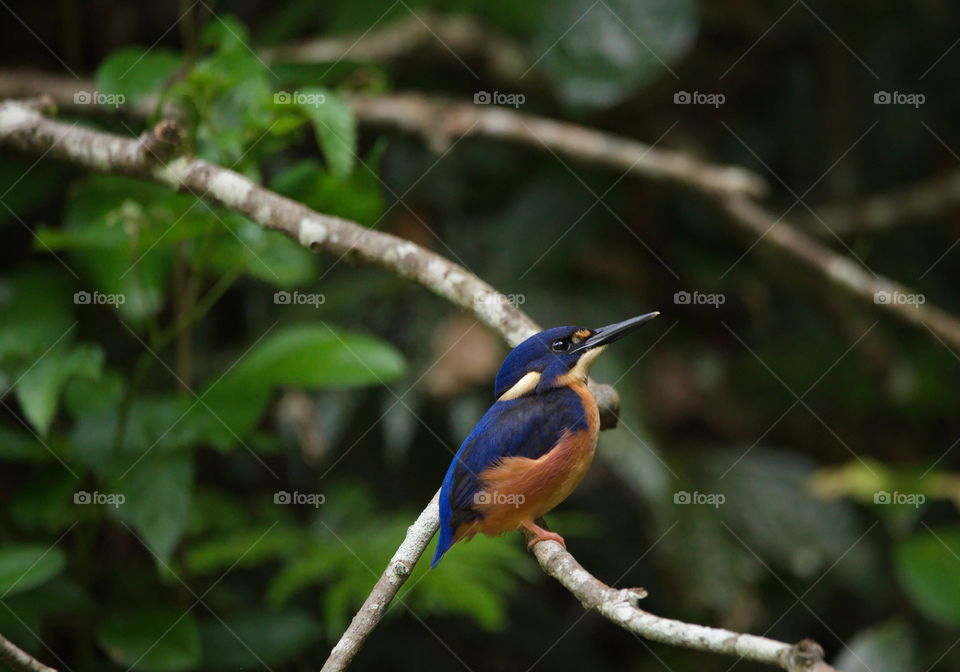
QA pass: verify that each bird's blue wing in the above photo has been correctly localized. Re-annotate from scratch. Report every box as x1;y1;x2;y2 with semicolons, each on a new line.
432;387;588;567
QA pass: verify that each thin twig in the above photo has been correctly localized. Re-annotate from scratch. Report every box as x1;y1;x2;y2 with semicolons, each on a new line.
262;10;530;85
0;633;57;672
322;491;440;672
347;92;768;197
799;169;960;236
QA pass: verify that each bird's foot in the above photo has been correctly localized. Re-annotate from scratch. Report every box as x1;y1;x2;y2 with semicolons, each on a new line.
521;520;566;550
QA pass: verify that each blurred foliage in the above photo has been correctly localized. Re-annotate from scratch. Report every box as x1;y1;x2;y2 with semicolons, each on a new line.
1;1;960;672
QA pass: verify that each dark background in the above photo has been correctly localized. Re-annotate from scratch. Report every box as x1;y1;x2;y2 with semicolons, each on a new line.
1;1;958;671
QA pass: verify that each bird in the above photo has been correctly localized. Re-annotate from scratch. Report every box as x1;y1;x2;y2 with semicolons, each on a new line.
432;312;660;567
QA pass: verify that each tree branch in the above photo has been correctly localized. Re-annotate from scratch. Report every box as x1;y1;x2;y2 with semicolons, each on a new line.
0;99;623;423
714;193;960;349
0;71;765;198
261;10;530;85
322;491;440;672
346;92;768;198
323;492;837;672
3;73;954;347
529;536;836;672
0;634;57;672
799;169;960;236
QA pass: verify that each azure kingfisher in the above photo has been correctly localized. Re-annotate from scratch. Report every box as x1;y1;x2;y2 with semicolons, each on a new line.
432;312;660;567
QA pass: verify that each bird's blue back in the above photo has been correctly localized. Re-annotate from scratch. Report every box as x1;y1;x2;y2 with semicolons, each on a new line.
432;386;588;566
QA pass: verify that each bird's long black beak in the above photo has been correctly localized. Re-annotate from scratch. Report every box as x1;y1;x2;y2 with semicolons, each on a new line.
571;312;660;353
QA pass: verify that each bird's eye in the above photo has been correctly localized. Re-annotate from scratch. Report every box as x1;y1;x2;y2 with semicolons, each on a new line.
551;338;570;352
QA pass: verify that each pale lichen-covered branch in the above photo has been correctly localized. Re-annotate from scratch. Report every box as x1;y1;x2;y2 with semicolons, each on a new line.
0;633;57;672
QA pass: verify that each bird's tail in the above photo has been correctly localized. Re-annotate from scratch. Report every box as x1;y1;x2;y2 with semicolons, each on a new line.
431;523;454;568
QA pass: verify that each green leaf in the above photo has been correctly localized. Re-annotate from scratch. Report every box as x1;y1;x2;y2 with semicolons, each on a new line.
533;0;698;109
96;608;199;671
198;213;315;288
111;453;193;563
185;525;302;576
0;265;75;362
0;426;53;462
296;88;357;177
197;324;405;444
0;544;67;597
271;154;384;227
50;176;186;324
198;610;320;669
895;527;960;627
228;324;405;388
96;48;182;105
14;343;104;436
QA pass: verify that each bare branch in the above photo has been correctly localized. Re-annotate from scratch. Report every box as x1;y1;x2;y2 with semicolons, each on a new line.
800;170;960;236
715;193;960;349
4;73;954;348
0;634;57;672
347;92;768;198
0;71;765;198
529;537;836;672
322;491;440;672
262;10;529;84
322;491;837;672
0;99;623;423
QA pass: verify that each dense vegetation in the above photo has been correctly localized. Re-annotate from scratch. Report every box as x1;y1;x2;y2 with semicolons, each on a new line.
1;2;958;671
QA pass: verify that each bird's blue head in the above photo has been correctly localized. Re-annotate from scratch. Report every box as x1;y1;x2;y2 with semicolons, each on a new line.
493;312;660;399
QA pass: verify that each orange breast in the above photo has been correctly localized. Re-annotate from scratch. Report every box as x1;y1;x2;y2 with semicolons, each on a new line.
457;383;600;540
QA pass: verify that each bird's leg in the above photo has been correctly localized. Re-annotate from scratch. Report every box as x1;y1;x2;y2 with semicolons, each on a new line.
521;520;566;550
